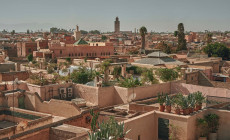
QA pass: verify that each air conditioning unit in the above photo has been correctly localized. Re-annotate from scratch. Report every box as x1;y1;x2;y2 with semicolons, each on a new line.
61;94;67;99
59;88;66;94
67;87;73;93
68;92;73;98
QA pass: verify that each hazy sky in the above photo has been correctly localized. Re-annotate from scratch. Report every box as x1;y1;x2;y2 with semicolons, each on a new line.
0;0;230;32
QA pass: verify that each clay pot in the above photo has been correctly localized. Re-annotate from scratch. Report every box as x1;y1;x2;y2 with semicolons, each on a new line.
118;138;125;140
175;108;180;115
189;107;194;114
166;106;171;113
159;105;165;112
209;133;217;140
183;108;190;115
195;104;202;111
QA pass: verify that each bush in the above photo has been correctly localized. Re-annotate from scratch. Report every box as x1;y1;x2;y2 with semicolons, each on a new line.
156;68;178;82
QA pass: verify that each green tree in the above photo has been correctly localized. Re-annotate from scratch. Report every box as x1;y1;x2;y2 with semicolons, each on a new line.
70;66;95;84
89;30;100;34
101;35;107;41
205;32;213;45
139;26;147;54
156;68;178;82
66;57;71;63
177;23;187;51
27;54;33;62
27;29;30;34
80;30;88;34
203;43;230;59
11;30;15;35
174;31;178;37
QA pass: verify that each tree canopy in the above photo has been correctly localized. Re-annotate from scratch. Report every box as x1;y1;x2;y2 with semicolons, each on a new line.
27;54;33;62
156;68;178;82
203;43;230;60
177;23;187;51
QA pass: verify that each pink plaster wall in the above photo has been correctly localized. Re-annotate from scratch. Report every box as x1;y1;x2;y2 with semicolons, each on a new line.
171;82;230;98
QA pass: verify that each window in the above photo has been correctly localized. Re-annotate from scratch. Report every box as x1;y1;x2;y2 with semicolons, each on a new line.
60;50;62;54
87;53;88;56
138;135;140;140
28;48;31;53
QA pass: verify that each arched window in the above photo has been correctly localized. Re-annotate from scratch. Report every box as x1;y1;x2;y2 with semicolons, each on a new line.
60;50;62;54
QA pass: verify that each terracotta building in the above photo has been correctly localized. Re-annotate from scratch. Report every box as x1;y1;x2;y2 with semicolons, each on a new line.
49;39;114;58
17;42;37;57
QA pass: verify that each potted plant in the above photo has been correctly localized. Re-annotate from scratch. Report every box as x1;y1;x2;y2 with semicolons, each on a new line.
165;94;172;113
117;122;131;140
205;114;220;140
194;91;205;111
173;93;183;115
181;96;190;115
158;93;166;112
188;94;195;114
197;118;208;140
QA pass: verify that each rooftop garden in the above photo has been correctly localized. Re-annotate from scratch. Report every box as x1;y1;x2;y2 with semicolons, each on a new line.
157;91;205;115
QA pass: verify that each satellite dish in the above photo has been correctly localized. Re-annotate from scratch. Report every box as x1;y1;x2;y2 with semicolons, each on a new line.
127;93;136;102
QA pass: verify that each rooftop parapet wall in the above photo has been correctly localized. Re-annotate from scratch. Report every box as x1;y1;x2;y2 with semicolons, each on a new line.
171;82;230;98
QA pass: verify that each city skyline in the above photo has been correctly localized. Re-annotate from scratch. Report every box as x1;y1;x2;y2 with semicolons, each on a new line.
0;0;230;32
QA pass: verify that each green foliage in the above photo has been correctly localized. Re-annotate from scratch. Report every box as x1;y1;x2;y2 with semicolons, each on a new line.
194;91;205;105
165;94;171;106
88;114;131;140
174;31;178;37
187;93;195;108
157;92;166;105
101;35;107;41
119;77;142;88
89;30;100;34
172;93;183;109
11;30;15;35
27;54;33;62
156;68;178;82
177;23;187;51
204;113;220;133
70;66;95;84
66;57;71;63
203;43;230;59
141;68;158;84
205;33;213;44
112;66;121;79
197;118;208;137
180;96;189;109
27;29;30;34
80;30;88;34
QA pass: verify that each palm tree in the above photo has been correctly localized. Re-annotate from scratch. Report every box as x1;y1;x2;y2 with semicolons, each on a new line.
139;26;147;54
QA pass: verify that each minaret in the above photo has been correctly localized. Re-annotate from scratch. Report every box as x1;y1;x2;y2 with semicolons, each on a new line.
114;17;120;33
74;25;81;41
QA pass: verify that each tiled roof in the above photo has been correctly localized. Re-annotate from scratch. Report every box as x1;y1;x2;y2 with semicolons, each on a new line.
74;38;88;46
147;51;169;58
134;57;185;66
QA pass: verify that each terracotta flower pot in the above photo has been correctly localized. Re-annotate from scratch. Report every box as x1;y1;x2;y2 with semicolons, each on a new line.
159;105;165;112
195;104;202;111
166;106;171;113
183;108;190;115
189;107;194;113
209;133;217;140
175;108;180;115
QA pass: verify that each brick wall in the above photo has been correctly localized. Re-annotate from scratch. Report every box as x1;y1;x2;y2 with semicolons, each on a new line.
0;71;29;82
